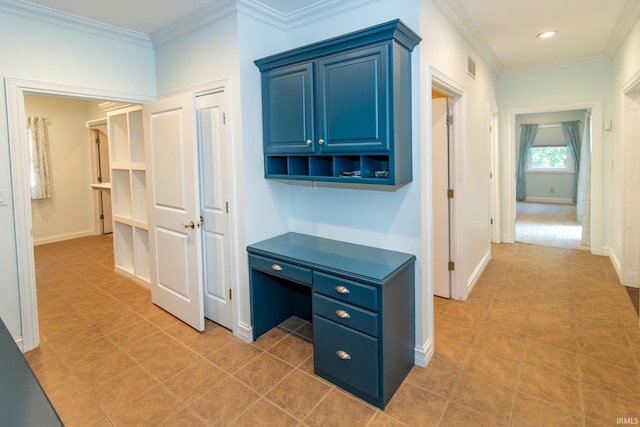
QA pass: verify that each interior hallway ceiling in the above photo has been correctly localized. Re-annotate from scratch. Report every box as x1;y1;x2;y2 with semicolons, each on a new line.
11;0;640;72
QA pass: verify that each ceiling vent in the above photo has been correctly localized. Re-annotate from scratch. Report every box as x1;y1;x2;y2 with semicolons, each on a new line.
467;56;476;79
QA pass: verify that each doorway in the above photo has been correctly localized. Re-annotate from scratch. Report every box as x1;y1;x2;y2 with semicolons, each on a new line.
428;67;466;301
513;110;590;249
431;90;453;298
7;78;239;352
87;123;113;235
504;102;603;255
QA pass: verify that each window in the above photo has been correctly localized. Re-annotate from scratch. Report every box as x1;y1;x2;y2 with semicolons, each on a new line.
527;146;574;172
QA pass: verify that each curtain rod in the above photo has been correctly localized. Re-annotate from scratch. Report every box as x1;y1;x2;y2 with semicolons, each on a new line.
520;120;582;127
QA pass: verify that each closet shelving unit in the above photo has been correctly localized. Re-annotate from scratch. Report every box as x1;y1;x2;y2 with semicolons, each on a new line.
107;106;150;287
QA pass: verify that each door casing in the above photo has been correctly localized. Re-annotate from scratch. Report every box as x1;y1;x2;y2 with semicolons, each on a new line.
5;77;239;351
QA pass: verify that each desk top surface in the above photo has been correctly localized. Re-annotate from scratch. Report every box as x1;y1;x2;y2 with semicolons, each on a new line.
247;232;415;283
0;319;63;427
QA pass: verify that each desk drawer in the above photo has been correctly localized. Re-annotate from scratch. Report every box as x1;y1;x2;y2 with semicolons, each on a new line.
249;254;312;285
313;272;378;311
313;293;378;337
313;315;379;399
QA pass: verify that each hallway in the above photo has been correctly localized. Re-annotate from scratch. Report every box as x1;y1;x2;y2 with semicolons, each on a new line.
25;236;640;425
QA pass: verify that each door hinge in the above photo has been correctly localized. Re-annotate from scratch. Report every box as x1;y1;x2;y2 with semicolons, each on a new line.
228;289;232;300
223;112;226;124
447;189;454;199
490;172;493;179
446;115;453;125
490;218;493;224
448;261;455;271
226;202;229;213
99;214;104;220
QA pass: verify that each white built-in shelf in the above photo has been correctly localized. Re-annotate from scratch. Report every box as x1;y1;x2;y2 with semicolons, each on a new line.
90;182;111;192
107;106;149;287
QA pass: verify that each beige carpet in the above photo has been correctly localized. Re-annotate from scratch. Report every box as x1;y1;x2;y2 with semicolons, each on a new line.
516;201;587;249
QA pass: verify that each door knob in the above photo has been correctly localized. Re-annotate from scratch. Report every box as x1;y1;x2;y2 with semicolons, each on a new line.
181;221;195;229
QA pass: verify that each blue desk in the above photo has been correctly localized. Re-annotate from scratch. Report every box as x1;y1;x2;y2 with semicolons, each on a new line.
0;319;63;426
248;232;415;409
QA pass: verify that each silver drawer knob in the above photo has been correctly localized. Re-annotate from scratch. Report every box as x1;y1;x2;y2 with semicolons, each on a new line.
336;350;351;360
335;309;351;319
318;138;325;145
334;285;350;294
271;264;283;271
306;139;312;145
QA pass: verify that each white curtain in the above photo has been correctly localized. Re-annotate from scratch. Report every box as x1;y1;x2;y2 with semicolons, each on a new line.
577;113;592;246
27;116;51;199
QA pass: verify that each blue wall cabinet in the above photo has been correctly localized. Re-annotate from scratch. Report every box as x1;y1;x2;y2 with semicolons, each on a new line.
247;233;416;409
255;20;421;186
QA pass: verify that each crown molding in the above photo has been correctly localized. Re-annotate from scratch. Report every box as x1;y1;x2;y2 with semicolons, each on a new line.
500;55;610;77
0;0;152;47
431;0;503;76
235;0;287;29
236;0;380;30
278;0;379;30
604;0;640;59
150;0;238;47
1;0;383;50
152;0;380;45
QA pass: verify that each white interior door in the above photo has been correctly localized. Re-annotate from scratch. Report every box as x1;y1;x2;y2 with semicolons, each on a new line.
144;92;204;331
623;91;640;287
196;91;234;330
432;95;451;298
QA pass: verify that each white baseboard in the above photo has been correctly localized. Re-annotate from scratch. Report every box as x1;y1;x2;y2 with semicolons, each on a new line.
33;229;94;246
523;197;574;204
603;246;623;284
414;338;433;368
14;336;24;352
467;249;491;295
235;322;253;343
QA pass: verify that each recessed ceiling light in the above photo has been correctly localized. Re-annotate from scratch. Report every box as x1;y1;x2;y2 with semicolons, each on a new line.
537;31;558;39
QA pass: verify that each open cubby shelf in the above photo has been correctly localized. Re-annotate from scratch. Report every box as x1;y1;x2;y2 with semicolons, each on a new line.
266;155;392;183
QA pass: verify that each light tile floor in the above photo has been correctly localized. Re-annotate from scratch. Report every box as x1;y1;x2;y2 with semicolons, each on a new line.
26;236;640;426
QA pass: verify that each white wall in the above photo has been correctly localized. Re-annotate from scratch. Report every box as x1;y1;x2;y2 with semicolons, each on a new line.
611;17;640;283
421;0;498;290
0;11;156;337
2;0;500;351
25;95;104;245
154;12;291;338
153;0;500;361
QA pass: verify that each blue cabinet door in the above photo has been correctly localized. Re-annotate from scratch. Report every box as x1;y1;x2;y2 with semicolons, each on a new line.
316;44;389;154
262;62;314;154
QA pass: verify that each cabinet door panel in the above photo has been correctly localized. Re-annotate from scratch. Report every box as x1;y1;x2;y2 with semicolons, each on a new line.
313;315;379;399
317;45;389;153
262;63;314;154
